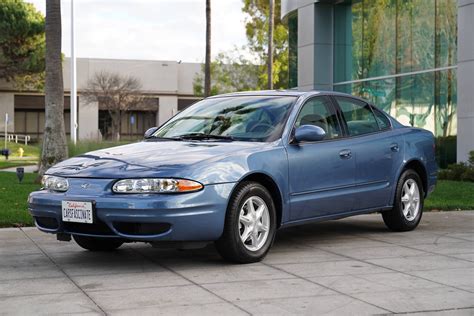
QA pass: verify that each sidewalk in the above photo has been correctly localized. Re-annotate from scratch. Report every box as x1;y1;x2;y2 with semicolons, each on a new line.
1;164;38;173
0;211;472;315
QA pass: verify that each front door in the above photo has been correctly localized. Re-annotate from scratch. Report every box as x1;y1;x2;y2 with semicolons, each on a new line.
286;96;356;220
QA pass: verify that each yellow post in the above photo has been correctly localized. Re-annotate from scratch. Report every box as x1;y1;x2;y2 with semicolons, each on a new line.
18;147;24;158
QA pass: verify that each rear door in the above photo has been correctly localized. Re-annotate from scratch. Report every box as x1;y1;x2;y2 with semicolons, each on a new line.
286;96;356;220
333;96;402;210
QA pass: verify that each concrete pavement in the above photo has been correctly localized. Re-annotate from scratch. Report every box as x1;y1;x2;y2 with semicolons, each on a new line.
0;211;473;315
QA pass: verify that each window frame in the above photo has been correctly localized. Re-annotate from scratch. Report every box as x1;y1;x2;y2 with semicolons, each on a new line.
331;96;392;138
289;95;344;144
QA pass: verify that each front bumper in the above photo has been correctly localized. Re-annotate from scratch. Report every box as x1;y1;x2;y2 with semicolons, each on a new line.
28;179;235;242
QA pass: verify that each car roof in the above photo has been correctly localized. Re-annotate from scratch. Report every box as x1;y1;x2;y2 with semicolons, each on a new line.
207;90;360;100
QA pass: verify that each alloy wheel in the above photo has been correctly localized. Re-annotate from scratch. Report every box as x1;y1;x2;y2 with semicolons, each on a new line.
238;196;270;251
401;179;421;221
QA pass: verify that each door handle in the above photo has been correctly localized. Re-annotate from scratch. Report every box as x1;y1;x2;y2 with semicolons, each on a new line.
390;143;399;152
339;149;352;159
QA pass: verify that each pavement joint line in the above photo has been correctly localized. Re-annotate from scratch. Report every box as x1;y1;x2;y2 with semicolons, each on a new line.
301;239;474;295
19;228;108;316
389;306;474;315
260;261;395;314
354;232;474;264
0;290;80;300
126;245;252;316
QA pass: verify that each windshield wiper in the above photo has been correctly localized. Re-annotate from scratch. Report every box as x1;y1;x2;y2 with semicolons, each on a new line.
146;136;182;141
176;133;234;141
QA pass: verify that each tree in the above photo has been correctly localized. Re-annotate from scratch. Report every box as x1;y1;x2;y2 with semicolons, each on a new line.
193;48;259;96
82;71;145;141
267;0;274;89
0;0;45;89
204;0;211;97
38;0;68;176
242;0;288;89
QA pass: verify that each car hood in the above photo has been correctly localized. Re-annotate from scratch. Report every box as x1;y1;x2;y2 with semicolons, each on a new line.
47;140;267;181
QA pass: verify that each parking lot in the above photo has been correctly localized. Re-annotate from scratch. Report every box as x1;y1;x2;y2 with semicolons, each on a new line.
0;211;473;315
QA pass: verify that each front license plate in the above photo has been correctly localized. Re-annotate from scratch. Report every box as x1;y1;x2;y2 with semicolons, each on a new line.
62;201;94;224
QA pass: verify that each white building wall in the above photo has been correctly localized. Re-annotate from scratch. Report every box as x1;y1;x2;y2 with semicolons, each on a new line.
158;96;178;126
78;97;100;140
457;0;474;162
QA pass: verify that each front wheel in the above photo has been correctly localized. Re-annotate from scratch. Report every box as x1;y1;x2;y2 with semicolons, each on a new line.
215;181;277;263
382;169;424;231
73;235;124;251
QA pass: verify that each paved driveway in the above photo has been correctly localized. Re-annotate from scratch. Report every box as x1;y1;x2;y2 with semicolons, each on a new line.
0;212;473;315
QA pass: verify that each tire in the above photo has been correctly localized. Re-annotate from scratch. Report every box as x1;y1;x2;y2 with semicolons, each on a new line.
215;181;277;263
382;169;424;231
73;235;123;251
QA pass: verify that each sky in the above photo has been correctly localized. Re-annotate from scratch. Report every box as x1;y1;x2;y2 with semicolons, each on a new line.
25;0;249;63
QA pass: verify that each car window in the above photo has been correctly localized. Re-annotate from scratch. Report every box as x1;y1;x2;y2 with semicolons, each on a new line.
372;107;391;130
335;97;379;136
154;96;296;142
295;96;341;140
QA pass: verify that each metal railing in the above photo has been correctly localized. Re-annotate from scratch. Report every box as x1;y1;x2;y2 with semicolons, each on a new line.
1;133;31;145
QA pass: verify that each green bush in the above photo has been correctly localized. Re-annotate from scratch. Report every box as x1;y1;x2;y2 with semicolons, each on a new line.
435;136;457;169
438;150;474;182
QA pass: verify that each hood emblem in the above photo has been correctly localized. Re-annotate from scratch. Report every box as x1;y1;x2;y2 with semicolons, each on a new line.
80;183;91;189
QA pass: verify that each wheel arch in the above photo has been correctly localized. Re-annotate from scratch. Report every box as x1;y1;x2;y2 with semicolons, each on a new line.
233;172;284;228
399;159;428;197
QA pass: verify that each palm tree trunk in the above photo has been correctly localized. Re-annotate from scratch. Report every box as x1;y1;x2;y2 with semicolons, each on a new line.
39;0;68;176
267;0;274;90
204;0;211;97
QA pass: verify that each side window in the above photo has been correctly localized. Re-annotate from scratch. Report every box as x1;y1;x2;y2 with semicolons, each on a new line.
335;97;379;136
372;107;391;130
295;96;341;140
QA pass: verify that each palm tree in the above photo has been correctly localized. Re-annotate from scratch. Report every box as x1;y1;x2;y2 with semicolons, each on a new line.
267;0;274;90
39;0;68;176
204;0;211;97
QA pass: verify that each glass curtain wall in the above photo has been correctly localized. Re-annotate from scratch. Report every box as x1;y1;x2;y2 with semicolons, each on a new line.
333;0;457;166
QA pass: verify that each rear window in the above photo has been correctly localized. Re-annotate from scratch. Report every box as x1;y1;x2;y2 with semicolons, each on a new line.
372;107;391;130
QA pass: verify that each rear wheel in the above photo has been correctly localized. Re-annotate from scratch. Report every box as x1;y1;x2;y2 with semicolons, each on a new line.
382;169;424;231
215;181;276;263
73;235;123;251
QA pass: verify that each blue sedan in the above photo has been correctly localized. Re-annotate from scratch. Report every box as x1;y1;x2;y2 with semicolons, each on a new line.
28;91;437;263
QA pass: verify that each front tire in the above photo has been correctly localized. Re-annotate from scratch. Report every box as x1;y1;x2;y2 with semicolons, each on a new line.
215;181;277;263
382;169;424;231
73;235;123;251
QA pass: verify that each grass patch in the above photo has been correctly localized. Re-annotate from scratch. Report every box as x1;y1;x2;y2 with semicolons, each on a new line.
0;160;37;170
425;180;474;210
68;140;132;157
0;171;39;227
1;142;41;158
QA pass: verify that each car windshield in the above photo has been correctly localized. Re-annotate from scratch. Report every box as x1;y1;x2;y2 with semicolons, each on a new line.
153;95;297;142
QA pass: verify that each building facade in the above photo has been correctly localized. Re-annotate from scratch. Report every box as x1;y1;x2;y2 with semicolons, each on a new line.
0;58;202;141
282;0;474;164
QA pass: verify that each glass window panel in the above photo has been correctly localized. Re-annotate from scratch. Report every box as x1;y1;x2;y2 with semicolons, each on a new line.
335;96;379;136
295;97;342;139
372;107;391;130
14;111;26;134
26;112;38;134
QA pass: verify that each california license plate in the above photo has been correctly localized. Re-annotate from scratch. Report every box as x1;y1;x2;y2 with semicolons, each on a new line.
62;201;93;224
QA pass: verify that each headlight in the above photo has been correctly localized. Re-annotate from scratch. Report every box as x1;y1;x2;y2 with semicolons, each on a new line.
112;178;203;194
42;175;69;192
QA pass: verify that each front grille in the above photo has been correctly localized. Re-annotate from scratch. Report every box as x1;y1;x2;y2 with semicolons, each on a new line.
35;216;59;229
63;219;115;236
113;222;171;236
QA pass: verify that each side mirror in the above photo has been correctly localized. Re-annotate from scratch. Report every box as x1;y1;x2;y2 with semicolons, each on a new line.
293;125;326;143
144;127;159;139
